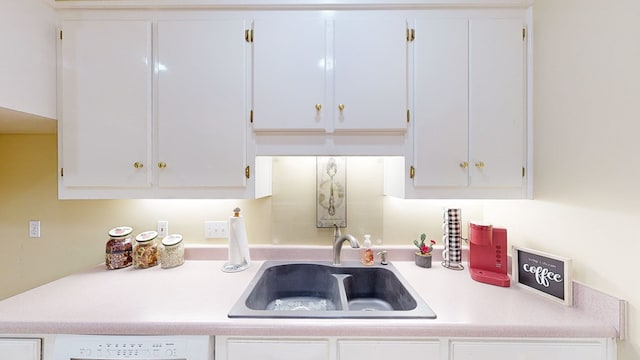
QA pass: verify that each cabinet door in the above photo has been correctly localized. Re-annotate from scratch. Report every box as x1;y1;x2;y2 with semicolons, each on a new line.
0;0;56;120
413;18;469;187
157;20;248;188
450;340;606;360
333;16;409;132
252;15;328;132
468;18;525;188
338;339;440;360
0;338;41;360
60;20;152;188
223;338;329;360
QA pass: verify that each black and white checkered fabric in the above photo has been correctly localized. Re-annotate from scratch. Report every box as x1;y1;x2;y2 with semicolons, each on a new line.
443;208;462;263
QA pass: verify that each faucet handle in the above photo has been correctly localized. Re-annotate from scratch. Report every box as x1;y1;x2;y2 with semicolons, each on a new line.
377;251;388;265
333;223;341;237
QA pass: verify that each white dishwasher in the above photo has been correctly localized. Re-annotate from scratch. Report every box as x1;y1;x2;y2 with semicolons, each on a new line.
51;335;212;360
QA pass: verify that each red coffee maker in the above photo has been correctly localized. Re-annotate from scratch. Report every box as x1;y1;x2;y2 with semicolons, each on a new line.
468;222;510;287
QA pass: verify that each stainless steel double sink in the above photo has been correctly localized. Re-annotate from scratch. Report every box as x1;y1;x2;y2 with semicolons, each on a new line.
228;261;437;319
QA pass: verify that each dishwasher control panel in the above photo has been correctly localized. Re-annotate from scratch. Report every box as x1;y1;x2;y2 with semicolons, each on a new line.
53;335;211;360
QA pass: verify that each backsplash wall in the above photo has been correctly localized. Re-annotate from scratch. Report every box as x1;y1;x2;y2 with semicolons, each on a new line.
0;134;483;299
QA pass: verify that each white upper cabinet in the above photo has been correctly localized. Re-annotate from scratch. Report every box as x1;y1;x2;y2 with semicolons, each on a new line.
60;19;153;190
251;13;409;134
252;15;327;132
0;0;56;125
332;15;409;132
468;18;526;189
403;12;529;198
59;16;264;199
156;19;249;189
412;18;469;188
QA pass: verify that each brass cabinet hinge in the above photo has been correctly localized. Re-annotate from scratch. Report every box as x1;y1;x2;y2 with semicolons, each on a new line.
245;29;253;43
250;109;254;124
409;165;415;179
522;166;526;178
406;28;415;42
59;30;63;40
522;27;526;41
60;168;64;177
245;166;251;179
406;109;410;123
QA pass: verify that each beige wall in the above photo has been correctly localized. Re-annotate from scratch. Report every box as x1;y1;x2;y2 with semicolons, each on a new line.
484;0;640;358
1;1;639;358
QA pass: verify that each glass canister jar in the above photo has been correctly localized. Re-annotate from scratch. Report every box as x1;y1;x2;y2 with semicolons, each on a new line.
160;234;184;269
133;230;159;269
105;226;133;270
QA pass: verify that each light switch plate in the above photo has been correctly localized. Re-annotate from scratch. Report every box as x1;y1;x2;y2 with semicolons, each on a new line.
205;221;228;239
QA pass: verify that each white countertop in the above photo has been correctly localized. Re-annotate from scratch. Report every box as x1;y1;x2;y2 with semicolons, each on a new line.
0;246;619;338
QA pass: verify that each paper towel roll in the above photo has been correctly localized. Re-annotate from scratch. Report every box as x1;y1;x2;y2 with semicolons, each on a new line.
228;215;250;265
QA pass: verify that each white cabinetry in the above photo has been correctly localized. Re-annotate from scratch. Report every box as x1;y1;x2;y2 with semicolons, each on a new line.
400;14;528;199
449;339;611;360
217;337;613;360
251;13;409;134
0;0;56;128
0;338;41;360
337;339;440;360
156;19;249;189
222;338;329;360
60;19;152;191
216;337;441;360
58;17;263;199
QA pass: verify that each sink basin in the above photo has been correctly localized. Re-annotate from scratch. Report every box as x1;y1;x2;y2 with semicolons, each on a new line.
228;261;436;319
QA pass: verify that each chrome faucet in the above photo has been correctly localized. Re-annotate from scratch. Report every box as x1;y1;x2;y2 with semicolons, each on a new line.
332;224;360;265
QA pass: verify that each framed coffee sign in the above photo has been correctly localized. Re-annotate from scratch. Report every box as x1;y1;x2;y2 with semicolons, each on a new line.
512;246;572;306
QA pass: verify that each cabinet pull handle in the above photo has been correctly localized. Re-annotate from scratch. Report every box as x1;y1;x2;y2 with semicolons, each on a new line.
338;104;345;111
475;161;485;169
459;162;468;169
133;162;144;169
158;162;167;169
315;104;322;111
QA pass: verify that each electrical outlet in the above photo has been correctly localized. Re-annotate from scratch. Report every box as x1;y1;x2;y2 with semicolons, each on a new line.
205;221;228;239
29;220;40;238
157;220;169;238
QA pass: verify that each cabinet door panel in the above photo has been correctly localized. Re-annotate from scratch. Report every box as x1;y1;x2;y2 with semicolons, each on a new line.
0;338;41;360
469;19;525;188
157;20;247;188
61;20;152;188
225;339;329;360
413;18;469;187
334;18;408;132
252;16;327;132
338;340;440;360
450;340;605;360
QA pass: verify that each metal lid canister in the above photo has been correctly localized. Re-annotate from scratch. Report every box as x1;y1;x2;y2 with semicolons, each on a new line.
105;226;133;270
160;234;184;269
133;230;159;269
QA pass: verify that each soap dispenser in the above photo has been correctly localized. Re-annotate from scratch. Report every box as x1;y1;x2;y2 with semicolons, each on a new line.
361;234;374;266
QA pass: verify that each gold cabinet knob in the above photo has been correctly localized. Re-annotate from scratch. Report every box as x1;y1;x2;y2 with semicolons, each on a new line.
459;161;469;169
475;161;485;169
133;162;144;169
157;162;167;169
338;104;345;111
315;104;322;111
